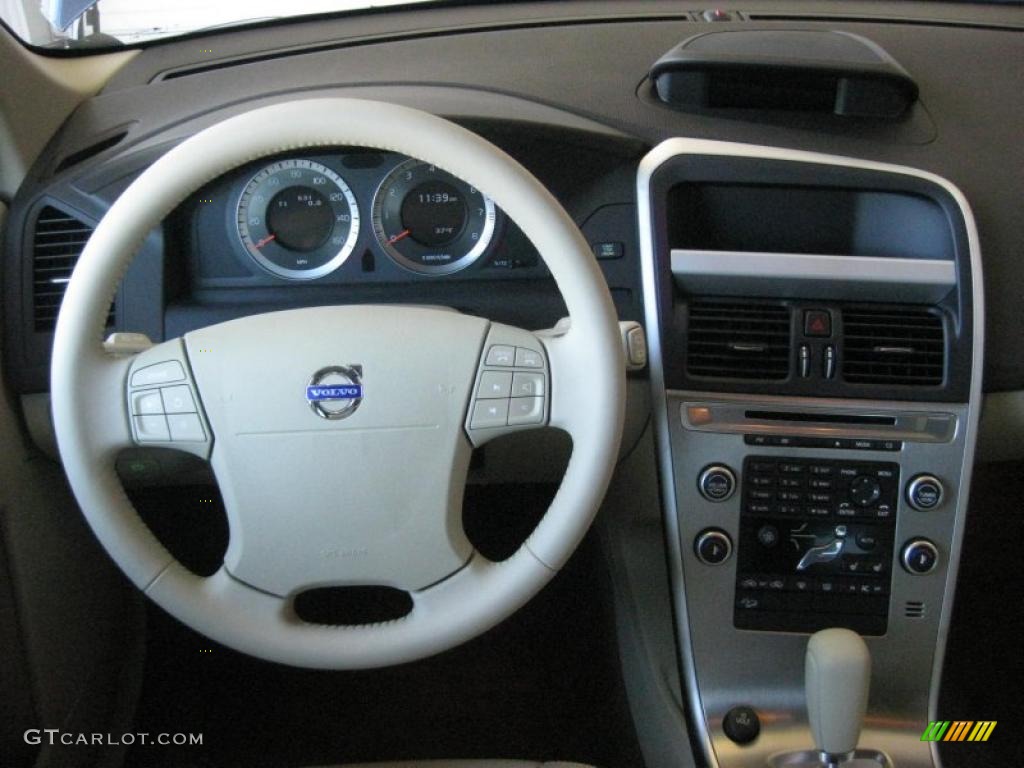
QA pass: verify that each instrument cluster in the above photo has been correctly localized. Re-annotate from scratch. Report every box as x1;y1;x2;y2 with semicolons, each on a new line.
194;149;526;286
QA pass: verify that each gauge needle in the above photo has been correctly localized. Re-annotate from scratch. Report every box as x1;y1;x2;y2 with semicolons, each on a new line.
388;229;411;245
254;234;276;249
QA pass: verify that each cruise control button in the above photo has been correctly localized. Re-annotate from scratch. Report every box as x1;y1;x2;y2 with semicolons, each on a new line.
507;397;544;426
134;415;170;442
131;390;164;416
470;399;509;429
131;360;185;388
477;371;513;399
167;413;205;442
484;345;515;367
511;372;545;397
514;347;544;368
160;385;196;414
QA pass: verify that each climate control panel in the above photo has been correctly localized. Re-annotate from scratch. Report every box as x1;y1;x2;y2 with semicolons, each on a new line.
734;456;900;635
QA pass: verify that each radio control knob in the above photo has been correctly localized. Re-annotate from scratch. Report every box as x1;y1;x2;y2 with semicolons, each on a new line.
907;474;944;511
695;529;732;566
698;464;737;502
850;475;882;507
901;539;939;575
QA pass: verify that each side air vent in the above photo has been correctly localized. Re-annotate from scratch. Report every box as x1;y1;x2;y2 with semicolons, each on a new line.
841;307;944;387
686;302;791;380
904;600;926;619
31;206;112;331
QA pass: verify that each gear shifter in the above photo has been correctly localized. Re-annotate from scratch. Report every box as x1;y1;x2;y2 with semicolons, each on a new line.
805;628;871;768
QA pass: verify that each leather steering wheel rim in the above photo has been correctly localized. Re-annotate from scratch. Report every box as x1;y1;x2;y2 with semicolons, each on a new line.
50;98;625;669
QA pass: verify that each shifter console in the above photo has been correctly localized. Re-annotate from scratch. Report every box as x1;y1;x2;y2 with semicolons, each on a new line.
735;456;899;635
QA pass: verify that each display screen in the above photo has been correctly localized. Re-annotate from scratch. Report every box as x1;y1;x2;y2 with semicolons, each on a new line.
669;183;954;261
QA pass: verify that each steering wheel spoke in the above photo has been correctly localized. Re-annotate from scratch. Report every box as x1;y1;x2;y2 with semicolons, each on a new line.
125;338;213;459
464;323;552;446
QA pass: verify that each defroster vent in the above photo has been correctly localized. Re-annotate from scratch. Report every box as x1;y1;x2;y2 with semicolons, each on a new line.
686;302;792;380
31;206;112;332
841;307;944;387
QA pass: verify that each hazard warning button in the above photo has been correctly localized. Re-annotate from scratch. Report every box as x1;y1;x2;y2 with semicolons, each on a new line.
804;309;832;338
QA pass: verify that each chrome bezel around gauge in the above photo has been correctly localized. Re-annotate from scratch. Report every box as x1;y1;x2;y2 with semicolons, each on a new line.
371;158;497;276
236;158;360;280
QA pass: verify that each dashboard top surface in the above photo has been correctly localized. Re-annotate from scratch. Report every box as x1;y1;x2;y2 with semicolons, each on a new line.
6;0;1024;392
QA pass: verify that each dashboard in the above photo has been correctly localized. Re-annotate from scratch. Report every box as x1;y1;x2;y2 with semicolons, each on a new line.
2;2;1023;768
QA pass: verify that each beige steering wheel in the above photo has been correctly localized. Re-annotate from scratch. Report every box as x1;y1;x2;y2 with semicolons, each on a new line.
51;98;625;669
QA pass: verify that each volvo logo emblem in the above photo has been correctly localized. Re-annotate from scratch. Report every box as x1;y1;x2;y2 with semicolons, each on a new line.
306;365;363;420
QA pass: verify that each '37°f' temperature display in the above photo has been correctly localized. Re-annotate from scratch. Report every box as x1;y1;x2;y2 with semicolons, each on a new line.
372;158;496;275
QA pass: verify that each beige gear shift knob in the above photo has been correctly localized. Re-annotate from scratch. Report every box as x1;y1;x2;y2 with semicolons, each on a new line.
805;628;871;762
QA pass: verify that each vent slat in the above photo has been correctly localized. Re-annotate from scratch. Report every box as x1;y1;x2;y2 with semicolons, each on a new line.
686;301;792;381
31;206;115;332
841;307;944;387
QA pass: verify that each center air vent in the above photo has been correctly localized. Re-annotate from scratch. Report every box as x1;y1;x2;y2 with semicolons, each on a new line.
841;307;944;387
31;206;112;332
686;302;792;380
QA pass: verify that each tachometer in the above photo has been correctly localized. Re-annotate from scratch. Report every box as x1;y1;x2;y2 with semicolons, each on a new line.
372;159;496;275
236;158;359;280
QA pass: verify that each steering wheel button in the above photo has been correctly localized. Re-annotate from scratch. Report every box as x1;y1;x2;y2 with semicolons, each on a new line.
470;399;509;429
131;390;164;416
511;372;545;397
477;371;512;399
130;360;185;388
484;345;515;366
167;413;205;442
160;385;197;414
508;396;544;425
514;347;544;368
134;414;170;442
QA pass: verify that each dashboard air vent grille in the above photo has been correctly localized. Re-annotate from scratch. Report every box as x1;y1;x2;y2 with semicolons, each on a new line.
841;307;944;386
31;207;109;332
687;302;791;380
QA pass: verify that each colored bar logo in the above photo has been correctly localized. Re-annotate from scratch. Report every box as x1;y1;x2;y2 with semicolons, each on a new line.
921;721;997;742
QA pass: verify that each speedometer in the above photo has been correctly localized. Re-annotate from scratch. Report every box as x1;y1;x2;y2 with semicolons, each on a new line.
236;158;360;280
372;159;496;275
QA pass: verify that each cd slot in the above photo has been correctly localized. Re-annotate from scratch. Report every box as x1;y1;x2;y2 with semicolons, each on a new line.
684;402;955;444
743;410;896;427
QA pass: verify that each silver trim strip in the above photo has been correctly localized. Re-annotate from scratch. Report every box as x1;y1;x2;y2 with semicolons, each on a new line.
671;249;955;302
636;138;984;768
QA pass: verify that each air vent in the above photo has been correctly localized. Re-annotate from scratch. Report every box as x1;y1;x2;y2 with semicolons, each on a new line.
841;307;944;387
686;302;791;380
31;206;112;331
904;600;926;619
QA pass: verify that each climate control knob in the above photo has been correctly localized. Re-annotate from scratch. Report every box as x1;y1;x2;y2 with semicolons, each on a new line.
695;529;733;566
907;474;945;511
901;539;939;575
698;464;737;502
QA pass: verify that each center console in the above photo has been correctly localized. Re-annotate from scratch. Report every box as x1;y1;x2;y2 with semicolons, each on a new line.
637;140;982;767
